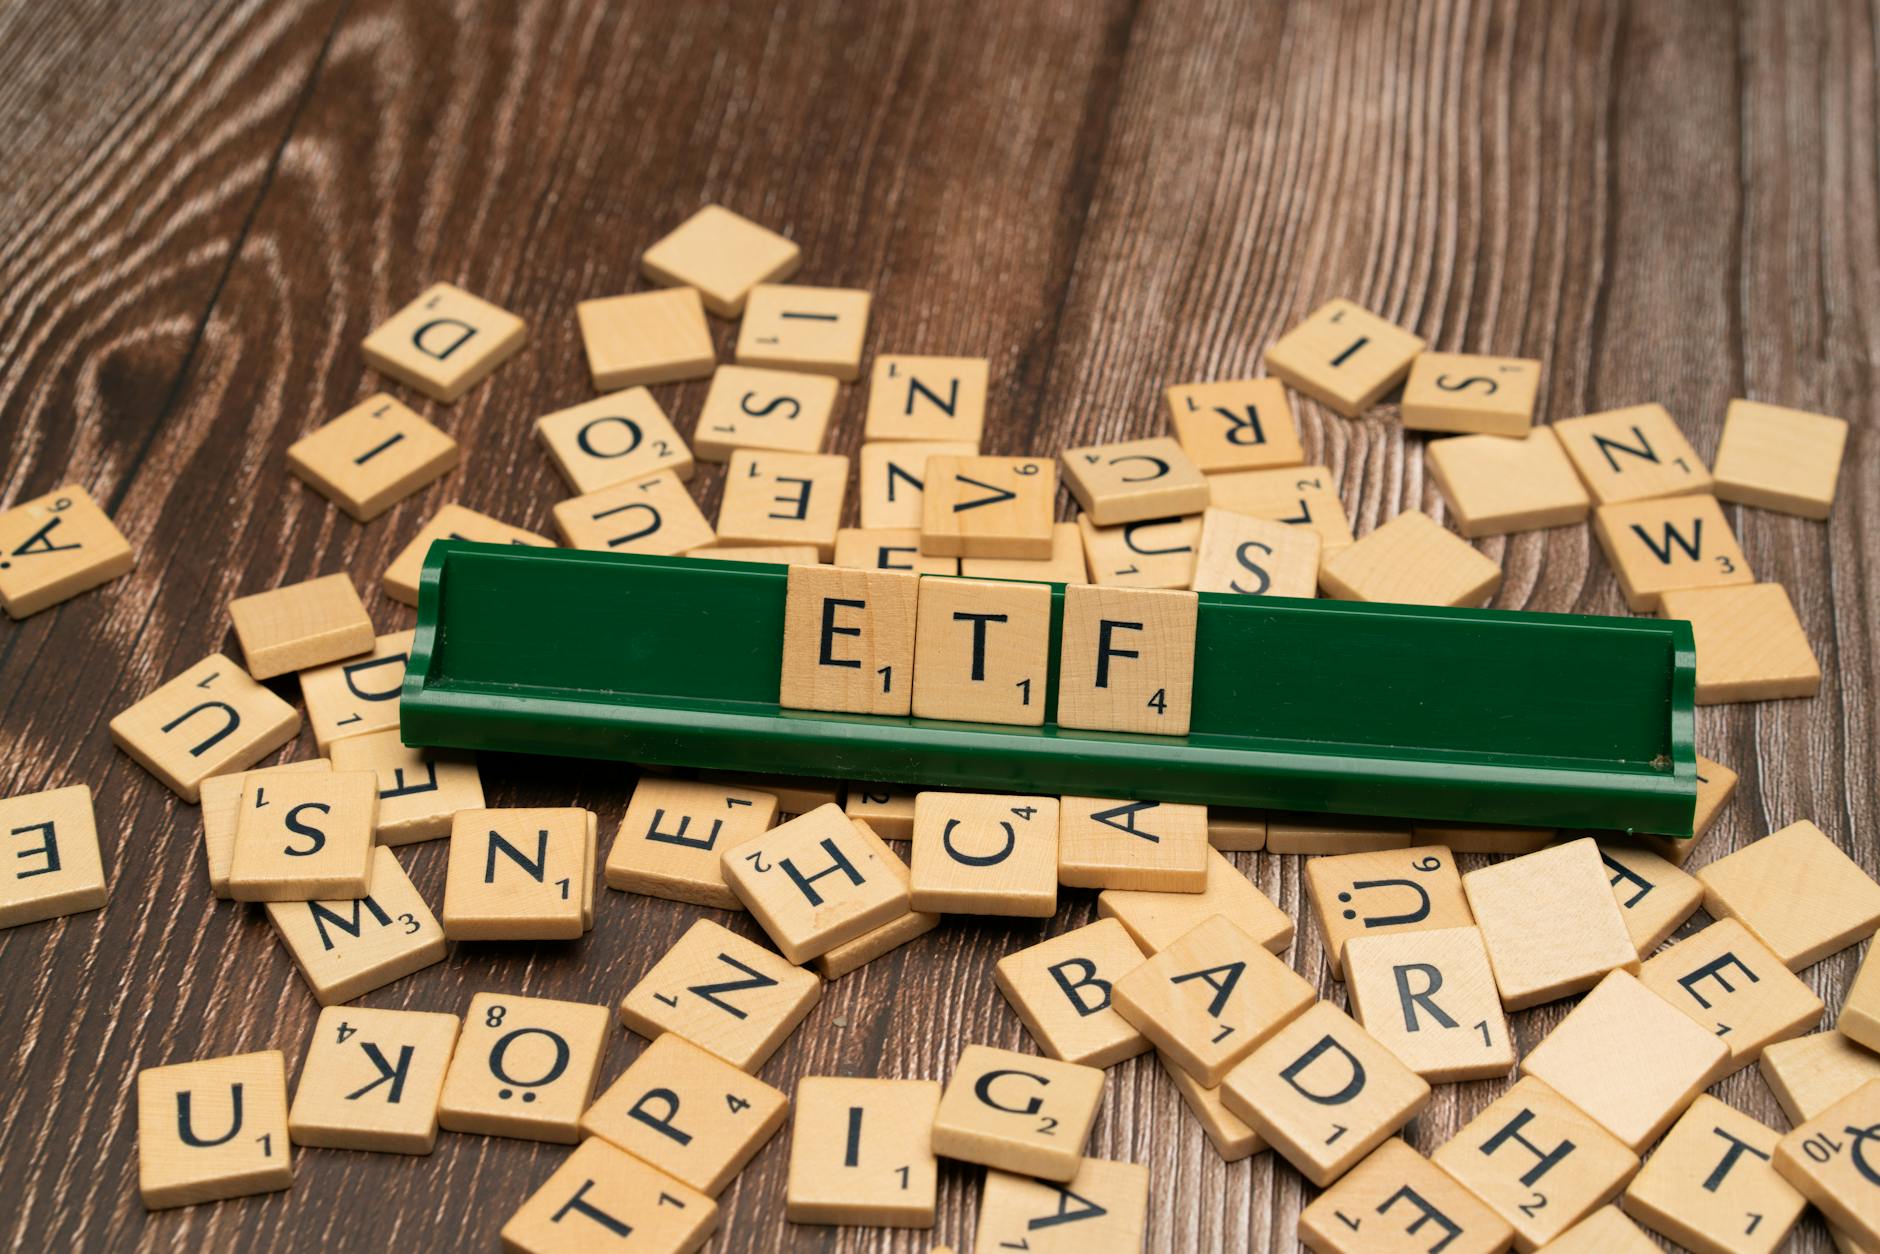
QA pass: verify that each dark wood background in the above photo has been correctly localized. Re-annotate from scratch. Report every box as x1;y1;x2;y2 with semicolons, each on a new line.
1;1;1872;1249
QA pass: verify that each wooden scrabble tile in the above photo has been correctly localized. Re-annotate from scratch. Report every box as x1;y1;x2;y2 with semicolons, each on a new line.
931;1043;1104;1181
438;992;609;1142
1554;403;1712;505
361;282;525;403
1056;583;1197;735
1521;970;1729;1152
576;287;714;390
1619;753;1739;865
694;365;839;461
328;728;482;846
0;784;107;929
833;527;958;575
1639;918;1822;1078
300;629;410;753
1411;823;1555;855
1159;1051;1265;1160
288;1005;460;1153
1461;837;1639;1009
909;792;1058;917
1207;464;1356;550
535;389;693;495
961;521;1088;583
552;468;716;556
1697;819;1880;969
1300;1137;1515;1254
443;808;595;940
500;1132;717;1254
1773;1078;1880;1248
1759;1031;1880;1124
605;777;778;909
1077;512;1202;588
1402;352;1543;436
1599;844;1703;956
844;784;916;841
1190;507;1321;597
1660;583;1821;704
619;918;822;1070
973;1156;1148;1252
721;803;910;964
863;355;990;444
1208;807;1268;851
1061;437;1210;527
684;543;822;564
736;284;872;380
1270;814;1414;856
1115;914;1315;1086
641;204;800;317
910;576;1050;725
287;393;458;522
1542;1207;1659;1253
1713;399;1848;519
809;824;938;979
1594;494;1754;611
1844;944;1880;1053
229;573;374;680
718;450;849;558
1165;377;1304;473
264;845;445;1004
383;503;553;605
138;1050;292;1209
0;483;134;618
1622;1094;1804;1254
1344;926;1515;1083
778;564;919;716
201;760;329;896
581;1032;788;1196
1100;845;1293;955
1263;299;1427;417
228;770;378;902
694;771;839;817
994;919;1150;1067
1057;796;1208;892
111;653;301;803
1221;1000;1431;1187
785;1076;940;1227
1302;845;1471;978
1426;427;1592;538
858;440;980;528
1321;511;1501;608
919;455;1057;559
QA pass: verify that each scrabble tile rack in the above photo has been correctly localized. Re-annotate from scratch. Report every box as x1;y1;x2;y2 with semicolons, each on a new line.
400;541;1700;835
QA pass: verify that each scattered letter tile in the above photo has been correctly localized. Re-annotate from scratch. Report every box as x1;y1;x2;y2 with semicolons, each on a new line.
785;1076;940;1227
736;284;871;380
228;573;374;680
931;1043;1104;1181
721;802;910;963
1321;511;1500;608
1057;796;1208;892
111;653;300;803
1302;845;1472;978
1639;918;1822;1078
438;992;609;1142
328;728;482;846
535;388;693;495
694;365;838;462
0;783;107;928
361;282;525;403
1713;399;1847;519
1207;464;1355;551
973;1156;1147;1253
640;205;800;317
1077;512;1202;588
264;845;445;1004
577;287;714;390
619;918;822;1071
0;482;134;618
287;393;457;521
1099;845;1293;954
1773;1078;1880;1249
994;918;1150;1067
1696;819;1880;969
201;759;330;896
718;450;848;558
1759;1030;1880;1125
500;1132;716;1253
1165;377;1303;473
1189;507;1321;597
919;455;1057;559
288;1005;459;1153
863;355;989;445
961;521;1088;583
442;808;595;940
552;468;716;556
138;1050;292;1209
605;777;778;909
299;629;410;753
909;792;1058;917
1426;426;1591;538
383;503;552;605
858;439;980;528
1461;837;1638;1009
228;769;378;902
1553;403;1712;505
1061;436;1210;526
1402;352;1542;436
833;526;958;575
1659;583;1821;704
1344;926;1514;1083
1299;1137;1514;1254
1623;1094;1804;1254
1594;494;1753;611
1599;844;1704;956
1263;299;1426;417
1160;1051;1265;1161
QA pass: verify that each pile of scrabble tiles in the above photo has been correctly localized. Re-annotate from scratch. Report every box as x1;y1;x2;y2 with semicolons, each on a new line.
2;199;1876;1254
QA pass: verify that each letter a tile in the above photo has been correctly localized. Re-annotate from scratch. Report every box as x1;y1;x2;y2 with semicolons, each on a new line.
618;918;823;1071
0;482;134;618
500;1135;717;1254
138;1051;292;1209
973;1156;1148;1253
110;653;301;803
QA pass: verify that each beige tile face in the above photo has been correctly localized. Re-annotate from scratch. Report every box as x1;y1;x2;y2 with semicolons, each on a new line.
137;1050;292;1210
0;482;134;618
640;204;800;316
1078;513;1202;589
1061;437;1210;526
328;728;481;846
1697;819;1880;969
931;1044;1104;1181
1189;507;1320;597
0;784;107;928
1056;583;1197;735
1321;511;1501;608
809;825;936;979
1344;926;1514;1084
228;770;378;902
1623;1094;1804;1254
777;564;918;715
857;440;979;528
1773;1079;1880;1248
264;845;445;1005
499;1129;718;1253
360;282;525;403
1606;756;1738;866
863;355;989;444
1057;796;1209;891
1660;582;1821;704
694;771;839;817
961;521;1088;583
1543;1206;1660;1253
535;389;693;495
1099;845;1293;955
201;760;330;896
1165;377;1303;473
909;792;1057;917
1299;1138;1515;1254
1207;464;1355;551
438;993;609;1143
911;576;1050;725
300;629;410;753
718;450;848;557
286;394;458;522
1553;404;1713;505
721;803;910;963
694;366;838;462
288;1006;460;1153
1262;299;1426;416
1426;427;1591;539
785;1076;941;1227
920;455;1057;559
383;503;553;605
832;527;958;575
1461;837;1639;1010
605;777;778;909
1713;399;1848;519
1402;352;1543;436
576;287;714;390
442;808;594;940
1159;1051;1265;1160
1220;1000;1430;1187
618;918;822;1071
552;468;716;556
1844;944;1880;1053
1759;1031;1880;1124
1431;1076;1639;1250
736;284;871;380
1114;914;1315;1087
1208;807;1267;851
581;1032;787;1197
1639;918;1823;1076
229;573;374;680
973;1157;1148;1253
994;919;1150;1067
843;784;915;841
1593;494;1753;611
1598;844;1703;956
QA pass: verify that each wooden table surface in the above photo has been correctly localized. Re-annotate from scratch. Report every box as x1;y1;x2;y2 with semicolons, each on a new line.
2;1;1872;1249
